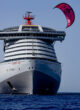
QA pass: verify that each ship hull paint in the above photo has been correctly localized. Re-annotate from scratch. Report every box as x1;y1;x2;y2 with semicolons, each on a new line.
0;70;60;94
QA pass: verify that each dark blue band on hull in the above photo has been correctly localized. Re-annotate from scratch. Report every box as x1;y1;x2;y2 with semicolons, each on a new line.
33;71;60;94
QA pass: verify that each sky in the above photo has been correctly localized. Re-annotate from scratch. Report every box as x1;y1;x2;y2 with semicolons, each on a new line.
0;0;80;92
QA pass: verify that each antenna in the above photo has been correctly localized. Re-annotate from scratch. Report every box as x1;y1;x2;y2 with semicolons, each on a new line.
24;11;34;25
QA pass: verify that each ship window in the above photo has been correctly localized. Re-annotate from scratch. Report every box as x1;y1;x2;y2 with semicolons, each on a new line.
2;32;55;38
4;57;57;62
5;53;56;58
13;41;50;45
5;49;55;54
42;27;56;32
3;27;19;32
5;45;53;50
22;26;40;32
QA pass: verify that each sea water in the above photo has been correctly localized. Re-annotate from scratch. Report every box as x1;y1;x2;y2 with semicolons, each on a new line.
0;93;80;110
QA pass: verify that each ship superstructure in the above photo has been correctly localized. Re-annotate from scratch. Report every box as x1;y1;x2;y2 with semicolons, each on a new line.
0;12;65;94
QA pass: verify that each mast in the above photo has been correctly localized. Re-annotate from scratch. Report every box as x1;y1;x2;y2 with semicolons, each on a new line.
24;12;34;25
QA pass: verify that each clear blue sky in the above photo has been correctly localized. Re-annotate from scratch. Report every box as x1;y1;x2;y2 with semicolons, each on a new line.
0;0;80;92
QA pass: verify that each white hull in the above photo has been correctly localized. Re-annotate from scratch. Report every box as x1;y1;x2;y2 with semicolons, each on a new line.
0;59;61;94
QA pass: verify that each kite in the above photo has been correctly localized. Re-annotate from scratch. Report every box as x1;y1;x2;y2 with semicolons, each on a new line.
54;3;75;28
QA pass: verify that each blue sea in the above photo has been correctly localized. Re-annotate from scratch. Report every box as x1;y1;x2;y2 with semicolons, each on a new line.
0;93;80;110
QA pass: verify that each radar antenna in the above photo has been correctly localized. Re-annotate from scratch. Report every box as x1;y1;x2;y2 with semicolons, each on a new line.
24;11;34;25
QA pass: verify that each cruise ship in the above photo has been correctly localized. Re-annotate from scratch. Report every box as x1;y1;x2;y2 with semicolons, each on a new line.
0;12;65;94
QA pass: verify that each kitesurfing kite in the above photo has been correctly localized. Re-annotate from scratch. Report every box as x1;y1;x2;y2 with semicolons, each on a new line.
54;3;75;28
